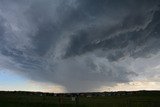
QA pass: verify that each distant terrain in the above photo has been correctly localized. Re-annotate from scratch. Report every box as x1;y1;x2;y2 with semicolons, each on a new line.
0;90;160;107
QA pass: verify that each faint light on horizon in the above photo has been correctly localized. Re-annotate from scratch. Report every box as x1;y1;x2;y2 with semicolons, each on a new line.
0;69;66;93
96;81;160;92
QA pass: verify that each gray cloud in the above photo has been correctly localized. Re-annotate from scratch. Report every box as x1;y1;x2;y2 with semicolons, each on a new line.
0;0;160;92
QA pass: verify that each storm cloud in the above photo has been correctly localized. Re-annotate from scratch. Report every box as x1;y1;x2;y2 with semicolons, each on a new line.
0;0;160;92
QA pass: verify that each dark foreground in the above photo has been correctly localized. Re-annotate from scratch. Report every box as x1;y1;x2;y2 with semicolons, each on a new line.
0;91;160;107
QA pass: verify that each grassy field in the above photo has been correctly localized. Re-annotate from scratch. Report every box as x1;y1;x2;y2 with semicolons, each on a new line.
0;91;160;107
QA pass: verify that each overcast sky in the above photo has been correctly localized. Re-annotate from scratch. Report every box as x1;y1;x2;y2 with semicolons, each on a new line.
0;0;160;92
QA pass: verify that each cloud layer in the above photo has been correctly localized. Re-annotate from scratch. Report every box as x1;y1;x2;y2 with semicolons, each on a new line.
0;0;160;92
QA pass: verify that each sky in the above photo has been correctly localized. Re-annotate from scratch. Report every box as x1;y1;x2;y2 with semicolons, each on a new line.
0;0;160;93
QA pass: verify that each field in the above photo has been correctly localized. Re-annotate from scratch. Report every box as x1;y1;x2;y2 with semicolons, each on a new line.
0;91;160;107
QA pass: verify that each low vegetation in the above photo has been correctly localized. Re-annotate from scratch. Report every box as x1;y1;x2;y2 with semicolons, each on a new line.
0;91;160;107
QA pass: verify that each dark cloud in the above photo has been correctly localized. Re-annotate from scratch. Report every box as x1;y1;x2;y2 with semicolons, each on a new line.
0;0;160;92
64;1;160;60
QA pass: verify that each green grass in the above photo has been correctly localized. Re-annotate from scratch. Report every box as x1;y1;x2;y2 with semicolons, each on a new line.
0;91;160;107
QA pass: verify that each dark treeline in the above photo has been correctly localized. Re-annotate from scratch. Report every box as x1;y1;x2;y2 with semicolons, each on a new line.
0;90;160;97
